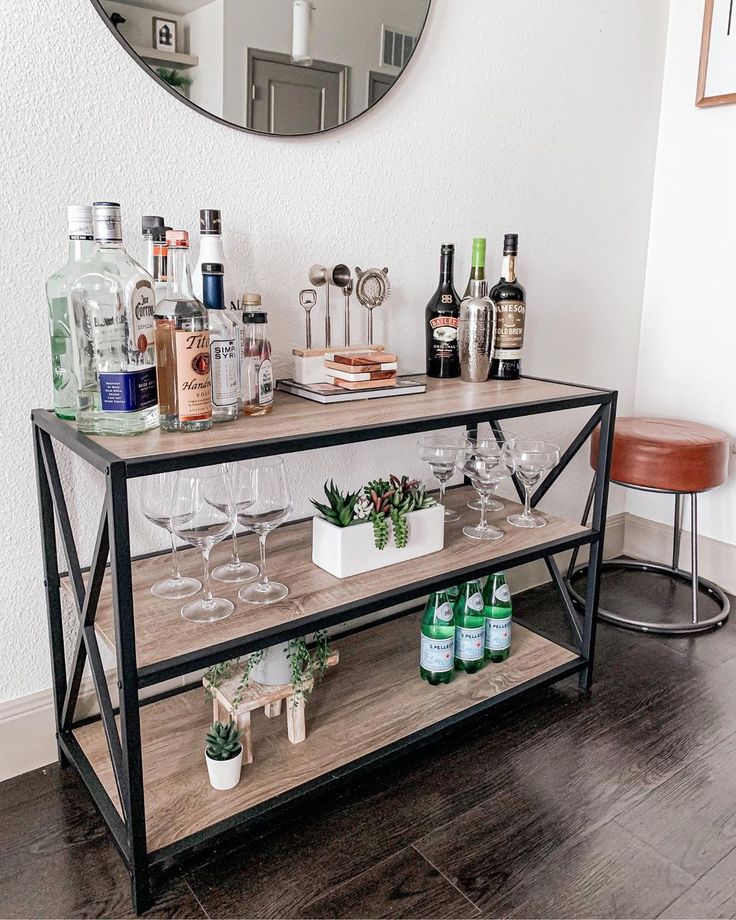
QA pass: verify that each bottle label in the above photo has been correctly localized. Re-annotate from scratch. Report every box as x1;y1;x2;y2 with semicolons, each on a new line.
210;335;239;408
131;283;155;353
435;602;454;622
485;616;512;651
493;301;525;358
494;583;511;603
455;625;484;661
429;315;459;363
258;357;273;404
175;330;212;422
466;591;484;612
421;634;455;672
99;367;157;413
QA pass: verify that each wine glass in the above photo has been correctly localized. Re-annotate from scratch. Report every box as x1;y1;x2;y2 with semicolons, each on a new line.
140;473;201;600
458;443;516;541
466;427;516;511
170;466;236;623
506;440;561;529
236;457;293;606
206;470;259;585
417;434;468;522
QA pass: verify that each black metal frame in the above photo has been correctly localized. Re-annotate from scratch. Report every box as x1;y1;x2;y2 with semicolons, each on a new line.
31;375;617;914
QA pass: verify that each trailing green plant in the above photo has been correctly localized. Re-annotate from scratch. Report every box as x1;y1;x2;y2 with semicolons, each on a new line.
156;67;193;91
205;720;242;761
204;649;264;709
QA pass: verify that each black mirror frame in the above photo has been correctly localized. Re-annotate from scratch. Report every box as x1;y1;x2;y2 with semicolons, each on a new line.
89;0;431;138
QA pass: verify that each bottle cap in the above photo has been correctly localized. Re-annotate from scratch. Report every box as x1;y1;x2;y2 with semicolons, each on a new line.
201;262;224;274
166;230;189;248
142;215;165;237
471;237;486;252
503;233;518;255
242;293;262;306
92;202;122;242
67;205;93;239
199;209;222;235
441;243;455;254
242;311;267;323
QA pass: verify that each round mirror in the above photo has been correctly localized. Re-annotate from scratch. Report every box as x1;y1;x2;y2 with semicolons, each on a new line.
92;0;431;136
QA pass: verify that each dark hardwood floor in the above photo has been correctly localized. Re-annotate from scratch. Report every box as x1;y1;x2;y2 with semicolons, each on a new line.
2;569;735;919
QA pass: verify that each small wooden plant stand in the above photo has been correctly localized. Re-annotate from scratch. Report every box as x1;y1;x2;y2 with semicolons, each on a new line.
203;650;339;765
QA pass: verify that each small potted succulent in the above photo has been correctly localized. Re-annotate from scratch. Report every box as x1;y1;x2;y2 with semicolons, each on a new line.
205;720;243;790
311;475;444;578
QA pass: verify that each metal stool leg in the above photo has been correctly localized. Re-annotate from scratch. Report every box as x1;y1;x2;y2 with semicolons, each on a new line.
691;493;699;625
672;493;682;571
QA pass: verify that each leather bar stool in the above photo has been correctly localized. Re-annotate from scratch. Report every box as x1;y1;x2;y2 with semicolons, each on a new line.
568;417;730;634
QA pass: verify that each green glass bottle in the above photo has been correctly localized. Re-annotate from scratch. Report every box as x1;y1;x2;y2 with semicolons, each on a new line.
453;580;486;673
420;590;456;685
482;572;512;662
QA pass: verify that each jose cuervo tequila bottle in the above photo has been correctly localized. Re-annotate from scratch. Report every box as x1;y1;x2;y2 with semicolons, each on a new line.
70;202;158;435
420;590;456;685
45;206;95;419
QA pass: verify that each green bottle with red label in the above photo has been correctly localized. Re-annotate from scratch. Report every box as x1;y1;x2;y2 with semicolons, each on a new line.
420;590;456;685
453;580;486;673
482;572;512;662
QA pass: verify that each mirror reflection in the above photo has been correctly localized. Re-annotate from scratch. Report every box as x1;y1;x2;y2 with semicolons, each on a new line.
97;0;430;135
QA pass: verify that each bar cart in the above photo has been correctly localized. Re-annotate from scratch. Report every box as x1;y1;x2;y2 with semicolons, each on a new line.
32;374;616;913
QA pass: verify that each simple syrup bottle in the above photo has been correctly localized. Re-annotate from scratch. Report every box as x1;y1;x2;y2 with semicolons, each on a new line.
489;234;525;380
425;243;461;378
202;263;239;422
482;572;512;662
420;590;456;685
453;580;486;673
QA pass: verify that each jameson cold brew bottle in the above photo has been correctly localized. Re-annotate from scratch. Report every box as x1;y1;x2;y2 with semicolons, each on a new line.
425;244;461;378
489;234;525;380
453;580;486;673
420;590;456;685
482;572;512;662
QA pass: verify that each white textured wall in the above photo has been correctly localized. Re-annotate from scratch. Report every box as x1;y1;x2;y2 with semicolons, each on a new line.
0;0;668;704
630;0;736;544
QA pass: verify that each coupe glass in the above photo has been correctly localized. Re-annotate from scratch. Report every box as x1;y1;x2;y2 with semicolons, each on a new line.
459;443;516;541
206;470;259;585
466;427;516;511
417;434;468;522
507;439;561;529
236;457;293;606
140;473;201;600
170;466;236;623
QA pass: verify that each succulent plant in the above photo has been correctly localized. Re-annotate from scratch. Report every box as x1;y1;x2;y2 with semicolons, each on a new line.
205;721;242;762
311;480;360;528
353;494;374;520
371;511;390;549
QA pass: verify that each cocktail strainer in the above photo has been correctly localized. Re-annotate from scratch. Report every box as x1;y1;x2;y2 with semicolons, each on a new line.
355;266;390;345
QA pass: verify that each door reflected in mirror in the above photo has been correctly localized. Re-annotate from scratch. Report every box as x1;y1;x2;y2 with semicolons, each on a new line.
95;0;430;136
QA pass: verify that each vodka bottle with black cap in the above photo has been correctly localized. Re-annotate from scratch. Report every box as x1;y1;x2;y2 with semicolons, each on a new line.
193;208;225;301
202;263;239;422
142;215;171;303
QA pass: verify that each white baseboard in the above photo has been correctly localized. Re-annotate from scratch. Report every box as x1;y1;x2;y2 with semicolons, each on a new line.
0;510;628;784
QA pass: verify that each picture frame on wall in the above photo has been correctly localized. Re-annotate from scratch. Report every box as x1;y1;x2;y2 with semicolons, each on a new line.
696;0;736;106
153;17;177;53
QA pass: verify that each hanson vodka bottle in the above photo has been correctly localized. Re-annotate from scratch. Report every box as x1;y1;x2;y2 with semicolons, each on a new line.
154;231;212;432
482;572;512;662
193;208;225;301
453;579;486;673
70;202;158;435
420;590;456;685
202;263;239;422
45;206;95;419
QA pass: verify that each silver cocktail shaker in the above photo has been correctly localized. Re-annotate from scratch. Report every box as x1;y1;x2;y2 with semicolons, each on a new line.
458;296;495;382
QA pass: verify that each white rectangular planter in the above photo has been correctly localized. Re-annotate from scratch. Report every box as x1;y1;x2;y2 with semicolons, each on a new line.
312;504;445;579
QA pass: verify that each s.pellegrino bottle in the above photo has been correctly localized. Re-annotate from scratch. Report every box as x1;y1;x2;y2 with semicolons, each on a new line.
453;580;486;673
420;590;456;685
202;263;239;422
482;572;512;662
45;206;95;419
70;202;158;435
463;237;487;299
425;243;461;378
489;234;525;380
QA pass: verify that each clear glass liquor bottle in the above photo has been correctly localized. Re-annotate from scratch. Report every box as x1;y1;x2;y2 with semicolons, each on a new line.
142;215;170;304
69;202;158;435
45;205;95;419
453;579;486;673
202;262;239;422
420;590;456;685
193;208;225;301
482;571;513;662
241;299;273;416
154;230;212;432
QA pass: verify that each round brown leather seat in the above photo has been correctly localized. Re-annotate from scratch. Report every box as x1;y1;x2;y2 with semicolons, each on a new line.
591;417;729;493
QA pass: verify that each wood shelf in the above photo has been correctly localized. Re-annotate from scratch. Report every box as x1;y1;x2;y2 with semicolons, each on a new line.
87;486;589;682
133;44;199;68
75;613;579;854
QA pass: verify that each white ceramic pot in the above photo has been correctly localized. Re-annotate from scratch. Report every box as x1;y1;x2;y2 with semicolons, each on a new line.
251;643;292;687
312;504;445;579
205;746;243;791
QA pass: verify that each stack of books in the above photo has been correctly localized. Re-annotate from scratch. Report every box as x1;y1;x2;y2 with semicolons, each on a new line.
324;351;398;390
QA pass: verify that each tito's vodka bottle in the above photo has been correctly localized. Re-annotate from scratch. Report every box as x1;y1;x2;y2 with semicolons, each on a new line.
45;206;95;419
420;590;456;685
489;234;525;380
70;202;158;435
154;231;212;432
425;244;461;378
202;263;239;422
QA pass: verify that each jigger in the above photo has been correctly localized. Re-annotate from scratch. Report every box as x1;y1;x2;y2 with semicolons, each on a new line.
308;264;351;347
